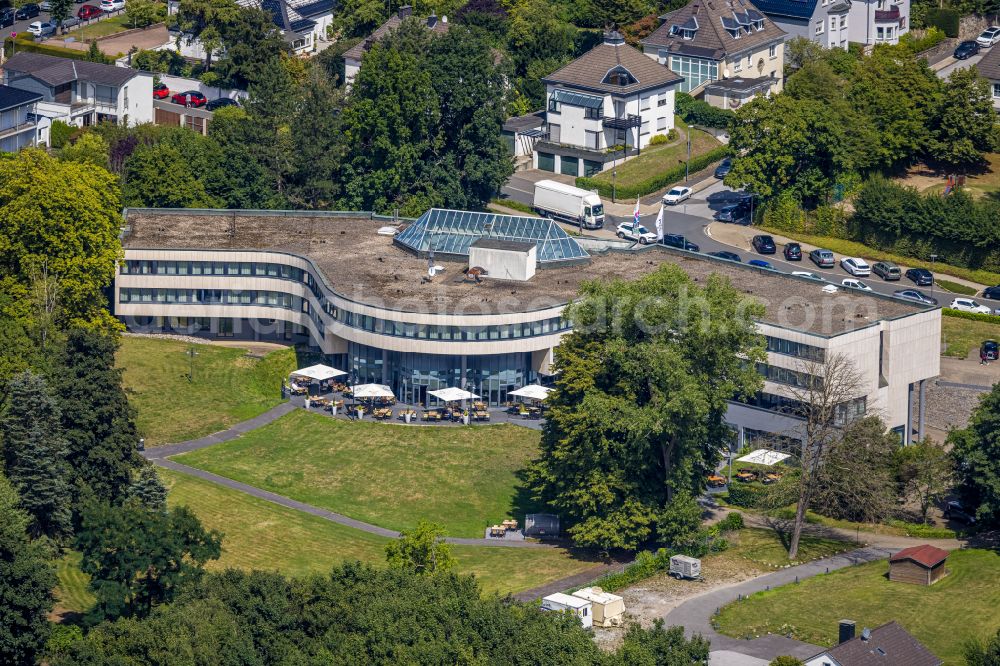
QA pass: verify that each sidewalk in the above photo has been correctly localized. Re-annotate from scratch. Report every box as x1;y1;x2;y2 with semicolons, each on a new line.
602;171;722;217
706;222;990;292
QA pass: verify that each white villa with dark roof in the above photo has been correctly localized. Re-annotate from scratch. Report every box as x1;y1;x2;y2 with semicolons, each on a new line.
531;30;684;177
753;0;908;47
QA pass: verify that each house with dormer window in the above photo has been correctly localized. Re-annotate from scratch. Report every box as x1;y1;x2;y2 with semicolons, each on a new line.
752;0;908;48
642;0;785;110
530;31;683;176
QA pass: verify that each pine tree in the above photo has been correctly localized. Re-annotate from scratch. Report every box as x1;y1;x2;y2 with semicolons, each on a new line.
0;371;73;541
0;473;56;666
55;329;143;504
128;465;167;512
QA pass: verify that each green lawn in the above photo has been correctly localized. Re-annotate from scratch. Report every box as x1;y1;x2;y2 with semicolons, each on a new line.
937;279;978;296
173;410;540;537
715;549;1000;665
71;15;133;40
920;153;1000;198
118;337;296;445
942;315;1000;358
730;527;854;569
162;468;597;595
590;117;720;189
54;551;95;616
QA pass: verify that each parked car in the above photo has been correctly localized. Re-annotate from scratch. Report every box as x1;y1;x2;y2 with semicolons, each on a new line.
27;20;56;36
982;285;1000;301
944;499;976;524
950;298;991;314
615;222;657;244
792;271;826;281
783;242;802;261
905;267;934;286
713;200;751;224
153;82;170;99
662;186;692;205
840;256;871;277
748;259;775;270
59;16;81;28
981;340;999;362
77;4;102;18
750;234;775;254
0;8;15;27
661;233;699;252
98;0;124;10
842;278;872;291
977;26;1000;47
15;3;41;19
955;40;980;59
809;248;835;268
206;97;239;111
39;0;52;9
707;250;741;262
171;90;207;107
714;157;732;179
872;261;901;281
893;289;938;305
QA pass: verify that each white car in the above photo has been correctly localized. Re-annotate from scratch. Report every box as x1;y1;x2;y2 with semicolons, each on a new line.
616;222;657;244
977;26;1000;48
99;0;125;10
951;298;991;314
792;271;826;281
840;257;871;277
662;186;692;205
27;21;56;36
842;278;872;292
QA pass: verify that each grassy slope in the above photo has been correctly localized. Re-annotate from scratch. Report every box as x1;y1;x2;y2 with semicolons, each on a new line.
54;551;95;615
591;117;720;188
173;410;541;538
730;528;853;569
715;548;1000;665
118;337;296;445
162;468;597;595
72;15;132;39
941;315;1000;358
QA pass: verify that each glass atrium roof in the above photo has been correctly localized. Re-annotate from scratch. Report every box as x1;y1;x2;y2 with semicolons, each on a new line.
395;209;590;264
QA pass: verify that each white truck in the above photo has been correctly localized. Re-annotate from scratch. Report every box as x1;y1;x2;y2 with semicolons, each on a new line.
532;180;605;230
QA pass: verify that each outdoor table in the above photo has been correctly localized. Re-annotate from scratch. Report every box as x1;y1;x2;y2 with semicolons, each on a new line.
422;410;441;421
490;525;506;538
502;519;518;530
474;410;490;422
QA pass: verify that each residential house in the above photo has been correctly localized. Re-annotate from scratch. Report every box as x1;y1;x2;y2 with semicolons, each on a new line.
976;44;1000;110
533;30;683;177
1;52;153;128
642;0;785;110
753;0;908;47
805;620;942;666
0;84;44;152
343;6;451;87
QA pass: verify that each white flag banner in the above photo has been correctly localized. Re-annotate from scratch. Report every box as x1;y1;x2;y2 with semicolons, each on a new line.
654;204;664;241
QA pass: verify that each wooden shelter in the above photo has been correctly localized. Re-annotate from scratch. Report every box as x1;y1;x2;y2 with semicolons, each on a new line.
888;544;949;586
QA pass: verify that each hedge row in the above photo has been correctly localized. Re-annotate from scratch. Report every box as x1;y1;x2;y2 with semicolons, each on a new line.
725;484;768;508
925;8;960;37
943;308;1000;324
3;36;90;60
575;145;729;199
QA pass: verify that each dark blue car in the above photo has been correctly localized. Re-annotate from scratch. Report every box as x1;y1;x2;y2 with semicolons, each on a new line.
954;40;980;59
708;251;741;262
748;259;775;270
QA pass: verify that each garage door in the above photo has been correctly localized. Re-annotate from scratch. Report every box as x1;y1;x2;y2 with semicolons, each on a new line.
537;152;555;172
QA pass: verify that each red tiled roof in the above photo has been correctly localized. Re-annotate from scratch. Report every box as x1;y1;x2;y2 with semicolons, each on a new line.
889;545;949;569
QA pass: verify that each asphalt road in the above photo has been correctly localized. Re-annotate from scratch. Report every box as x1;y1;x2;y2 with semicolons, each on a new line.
936;49;985;79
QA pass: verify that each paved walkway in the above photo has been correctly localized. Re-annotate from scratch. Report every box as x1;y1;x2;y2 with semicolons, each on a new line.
663;546;895;661
143;399;550;548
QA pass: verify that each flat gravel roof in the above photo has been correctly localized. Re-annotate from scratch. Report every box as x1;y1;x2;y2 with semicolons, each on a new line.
123;211;928;334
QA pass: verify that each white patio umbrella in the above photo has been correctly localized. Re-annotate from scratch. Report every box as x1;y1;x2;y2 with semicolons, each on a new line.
735;449;790;466
428;387;480;403
351;383;395;399
290;364;346;382
509;385;554;401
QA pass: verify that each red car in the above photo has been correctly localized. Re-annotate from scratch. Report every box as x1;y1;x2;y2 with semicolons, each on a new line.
152;83;170;99
77;4;102;18
171;90;207;107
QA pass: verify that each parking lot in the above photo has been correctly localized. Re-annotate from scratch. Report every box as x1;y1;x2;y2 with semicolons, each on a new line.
1;4;125;46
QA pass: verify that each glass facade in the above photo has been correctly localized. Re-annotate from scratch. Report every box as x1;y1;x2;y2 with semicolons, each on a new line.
765;336;825;362
333;308;569;341
348;342;535;406
394;209;589;264
669;55;718;93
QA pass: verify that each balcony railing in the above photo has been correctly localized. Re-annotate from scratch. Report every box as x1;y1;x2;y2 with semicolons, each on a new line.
0;120;37;140
602;114;642;130
874;6;900;21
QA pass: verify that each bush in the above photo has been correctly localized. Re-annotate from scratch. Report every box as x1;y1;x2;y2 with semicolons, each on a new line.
812;205;849;238
897;27;947;55
717;511;745;532
763;191;806;233
925;8;960;37
576;145;729;198
3;35;89;60
944;309;1000;324
593;548;674;592
726;484;768;508
49;121;75;150
885;519;957;539
649;134;671;146
132;48;191;76
676;92;735;129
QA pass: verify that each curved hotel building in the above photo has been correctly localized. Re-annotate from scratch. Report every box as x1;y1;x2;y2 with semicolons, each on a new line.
117;208;940;444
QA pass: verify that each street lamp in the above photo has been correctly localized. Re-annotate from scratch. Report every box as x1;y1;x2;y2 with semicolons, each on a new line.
185;346;198;382
612;169;617;204
930;254;938;300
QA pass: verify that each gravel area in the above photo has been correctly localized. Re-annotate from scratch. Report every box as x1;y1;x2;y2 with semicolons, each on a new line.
918;378;987;432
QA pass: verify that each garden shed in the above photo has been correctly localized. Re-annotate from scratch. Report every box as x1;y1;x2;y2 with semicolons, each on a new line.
888;544;950;586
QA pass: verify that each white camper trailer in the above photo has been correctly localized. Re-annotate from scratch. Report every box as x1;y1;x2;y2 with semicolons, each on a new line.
669;554;702;580
540;592;593;629
571;587;625;627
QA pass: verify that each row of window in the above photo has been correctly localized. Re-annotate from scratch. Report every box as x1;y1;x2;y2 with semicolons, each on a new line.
121;260;324;299
332;309;571;341
765;336;825;362
756;362;822;389
120;287;304;309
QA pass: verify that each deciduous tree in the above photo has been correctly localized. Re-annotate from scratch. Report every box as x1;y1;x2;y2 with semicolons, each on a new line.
933;67;998;171
896;439;953;522
528;264;765;550
385;520;457;574
949;383;1000;527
